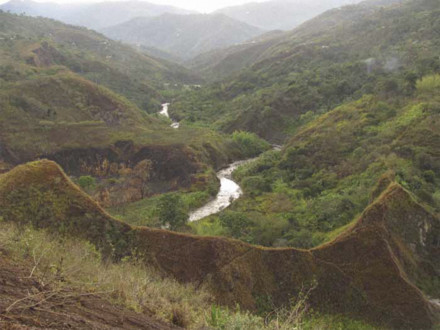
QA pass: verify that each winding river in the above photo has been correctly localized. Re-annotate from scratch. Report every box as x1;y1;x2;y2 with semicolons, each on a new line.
159;103;275;222
188;158;256;222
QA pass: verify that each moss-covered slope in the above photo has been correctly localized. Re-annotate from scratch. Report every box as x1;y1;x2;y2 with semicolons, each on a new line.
0;160;438;328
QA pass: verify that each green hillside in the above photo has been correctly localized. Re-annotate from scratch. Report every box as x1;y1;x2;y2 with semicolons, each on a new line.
0;1;440;328
172;0;440;141
0;11;200;113
0;11;252;213
192;75;440;253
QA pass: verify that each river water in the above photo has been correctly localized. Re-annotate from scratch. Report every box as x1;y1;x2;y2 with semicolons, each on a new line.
160;103;180;129
188;158;256;222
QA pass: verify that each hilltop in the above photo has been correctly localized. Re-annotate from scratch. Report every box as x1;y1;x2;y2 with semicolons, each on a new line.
0;159;438;328
100;13;264;61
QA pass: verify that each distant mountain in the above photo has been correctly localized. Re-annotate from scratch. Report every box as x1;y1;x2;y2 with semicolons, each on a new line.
0;0;194;30
101;13;265;61
215;0;364;31
187;30;287;81
187;0;407;80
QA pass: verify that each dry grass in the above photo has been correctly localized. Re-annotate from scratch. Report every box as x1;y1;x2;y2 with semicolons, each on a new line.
0;219;211;328
0;218;378;329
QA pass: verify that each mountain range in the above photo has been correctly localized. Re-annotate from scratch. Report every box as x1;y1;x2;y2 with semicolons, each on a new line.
0;0;376;61
0;0;194;29
215;0;364;30
100;13;264;60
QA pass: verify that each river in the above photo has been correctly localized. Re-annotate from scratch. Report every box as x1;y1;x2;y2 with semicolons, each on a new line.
159;103;275;222
188;158;256;222
160;103;180;129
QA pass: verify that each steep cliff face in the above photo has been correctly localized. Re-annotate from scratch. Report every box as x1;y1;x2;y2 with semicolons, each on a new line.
0;160;439;328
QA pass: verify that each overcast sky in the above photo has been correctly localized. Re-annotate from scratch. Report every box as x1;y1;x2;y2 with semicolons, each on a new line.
0;0;268;12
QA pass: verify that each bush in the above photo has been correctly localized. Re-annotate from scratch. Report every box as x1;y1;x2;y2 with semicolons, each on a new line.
219;211;252;238
416;74;440;96
241;176;270;196
77;175;96;190
232;131;270;157
156;194;188;230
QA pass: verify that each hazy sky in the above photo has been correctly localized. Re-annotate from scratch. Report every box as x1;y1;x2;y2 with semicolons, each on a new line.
0;0;268;13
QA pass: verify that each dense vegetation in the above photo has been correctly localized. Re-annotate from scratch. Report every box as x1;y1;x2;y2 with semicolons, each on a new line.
172;0;440;141
0;11;201;112
183;0;440;252
192;74;440;249
2;160;436;328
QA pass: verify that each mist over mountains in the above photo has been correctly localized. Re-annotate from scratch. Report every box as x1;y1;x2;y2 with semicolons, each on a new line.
215;0;364;30
101;13;264;60
0;0;371;61
0;0;194;29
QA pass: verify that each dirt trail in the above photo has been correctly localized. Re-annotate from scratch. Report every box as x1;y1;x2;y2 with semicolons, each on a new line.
0;250;177;330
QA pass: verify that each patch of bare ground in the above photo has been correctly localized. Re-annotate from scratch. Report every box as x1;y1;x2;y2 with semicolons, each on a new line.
0;250;177;329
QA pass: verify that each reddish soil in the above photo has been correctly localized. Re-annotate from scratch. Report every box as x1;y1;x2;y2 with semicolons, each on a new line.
0;250;176;330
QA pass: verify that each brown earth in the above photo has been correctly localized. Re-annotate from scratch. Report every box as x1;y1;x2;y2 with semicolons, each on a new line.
0;160;439;329
0;250;177;329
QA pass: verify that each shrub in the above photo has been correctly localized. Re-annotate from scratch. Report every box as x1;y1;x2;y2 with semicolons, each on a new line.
156;194;188;230
219;211;252;239
232;131;270;157
77;175;96;190
416;74;440;96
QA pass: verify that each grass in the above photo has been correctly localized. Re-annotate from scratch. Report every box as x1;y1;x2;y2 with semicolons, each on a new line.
0;218;379;329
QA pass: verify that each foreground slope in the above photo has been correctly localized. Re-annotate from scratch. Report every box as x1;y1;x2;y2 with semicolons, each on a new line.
0;252;174;329
0;160;438;328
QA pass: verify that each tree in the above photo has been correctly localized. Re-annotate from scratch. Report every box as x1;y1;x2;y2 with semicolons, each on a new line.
132;159;153;198
156;194;187;230
77;175;96;191
219;211;252;238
